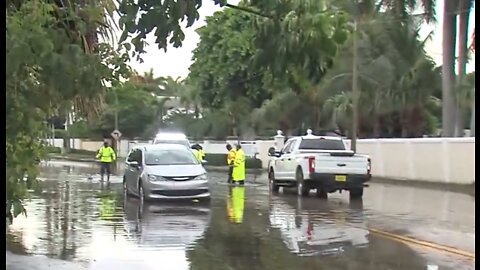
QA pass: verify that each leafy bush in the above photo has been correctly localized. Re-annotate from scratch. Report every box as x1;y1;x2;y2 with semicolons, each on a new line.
46;146;61;154
204;154;262;169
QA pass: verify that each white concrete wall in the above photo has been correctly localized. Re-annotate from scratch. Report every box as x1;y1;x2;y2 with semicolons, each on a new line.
47;137;475;185
355;138;475;185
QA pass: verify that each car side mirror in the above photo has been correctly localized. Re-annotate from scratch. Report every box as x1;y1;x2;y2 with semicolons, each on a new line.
129;161;139;167
201;160;208;164
268;147;282;157
268;147;276;157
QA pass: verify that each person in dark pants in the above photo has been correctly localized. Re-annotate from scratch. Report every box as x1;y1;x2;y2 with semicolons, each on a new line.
226;144;236;183
96;142;116;182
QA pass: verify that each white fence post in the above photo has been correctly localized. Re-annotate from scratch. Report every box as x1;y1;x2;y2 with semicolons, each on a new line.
274;130;285;150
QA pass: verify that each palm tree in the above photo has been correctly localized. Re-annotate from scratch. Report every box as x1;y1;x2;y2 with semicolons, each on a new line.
378;0;437;22
455;0;474;136
441;0;458;136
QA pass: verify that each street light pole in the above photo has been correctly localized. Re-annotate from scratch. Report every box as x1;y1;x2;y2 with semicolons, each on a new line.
351;0;359;152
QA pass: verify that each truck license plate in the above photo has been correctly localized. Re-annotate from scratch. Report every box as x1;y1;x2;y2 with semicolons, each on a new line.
335;175;346;182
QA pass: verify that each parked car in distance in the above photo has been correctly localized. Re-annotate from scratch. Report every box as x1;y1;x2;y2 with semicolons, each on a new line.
152;132;190;148
123;144;210;201
267;129;371;200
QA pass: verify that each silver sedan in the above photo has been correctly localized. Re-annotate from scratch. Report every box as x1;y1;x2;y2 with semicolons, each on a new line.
123;144;210;201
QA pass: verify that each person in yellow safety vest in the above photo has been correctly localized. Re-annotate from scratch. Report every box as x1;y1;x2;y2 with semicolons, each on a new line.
232;144;245;185
227;186;245;224
96;141;116;182
197;144;206;161
191;145;203;162
226;144;236;183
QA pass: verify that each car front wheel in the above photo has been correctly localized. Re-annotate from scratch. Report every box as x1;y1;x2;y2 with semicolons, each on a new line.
269;170;280;193
138;182;146;205
123;177;130;197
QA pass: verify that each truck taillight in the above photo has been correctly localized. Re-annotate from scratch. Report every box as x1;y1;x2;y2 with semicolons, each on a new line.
307;156;315;174
367;158;371;175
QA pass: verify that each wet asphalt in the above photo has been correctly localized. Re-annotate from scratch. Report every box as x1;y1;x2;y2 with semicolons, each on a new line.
6;160;475;270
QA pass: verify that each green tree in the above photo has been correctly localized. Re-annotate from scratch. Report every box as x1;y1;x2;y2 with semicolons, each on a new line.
6;0;127;220
455;0;474;136
316;11;441;138
89;81;165;139
188;6;273;138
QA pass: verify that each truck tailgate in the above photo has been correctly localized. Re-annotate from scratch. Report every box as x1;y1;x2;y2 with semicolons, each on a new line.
313;153;368;175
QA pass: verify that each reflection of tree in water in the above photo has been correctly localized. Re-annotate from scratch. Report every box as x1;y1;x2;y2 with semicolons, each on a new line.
187;197;432;270
15;166;120;261
6;233;29;255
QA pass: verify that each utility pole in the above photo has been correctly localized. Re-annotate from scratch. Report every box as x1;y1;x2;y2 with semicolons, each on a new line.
351;0;359;152
114;90;119;133
112;89;121;173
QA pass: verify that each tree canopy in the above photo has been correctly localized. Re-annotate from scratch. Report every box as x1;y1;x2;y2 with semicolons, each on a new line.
6;0;128;220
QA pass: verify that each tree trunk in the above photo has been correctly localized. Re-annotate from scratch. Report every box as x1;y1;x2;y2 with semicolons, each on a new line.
470;91;475;136
400;110;408;138
441;0;458;137
409;104;424;137
373;115;381;138
455;0;472;137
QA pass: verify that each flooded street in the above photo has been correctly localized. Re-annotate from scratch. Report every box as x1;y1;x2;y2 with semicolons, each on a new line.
7;161;475;270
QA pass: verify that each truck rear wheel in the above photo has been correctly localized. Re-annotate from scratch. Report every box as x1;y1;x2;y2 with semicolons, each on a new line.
316;188;328;199
349;188;364;200
269;170;280;193
296;168;309;197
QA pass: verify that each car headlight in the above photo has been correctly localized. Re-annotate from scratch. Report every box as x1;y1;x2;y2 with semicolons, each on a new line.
194;174;207;181
148;175;165;181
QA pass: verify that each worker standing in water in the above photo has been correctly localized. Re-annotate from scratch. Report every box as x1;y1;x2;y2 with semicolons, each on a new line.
96;141;116;182
232;144;245;185
226;144;236;183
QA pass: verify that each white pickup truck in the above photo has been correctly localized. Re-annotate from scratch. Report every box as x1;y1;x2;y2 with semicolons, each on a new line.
267;131;371;199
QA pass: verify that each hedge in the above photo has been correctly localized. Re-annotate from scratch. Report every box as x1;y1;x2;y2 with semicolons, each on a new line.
205;153;262;169
45;148;262;168
46;146;61;154
46;146;97;156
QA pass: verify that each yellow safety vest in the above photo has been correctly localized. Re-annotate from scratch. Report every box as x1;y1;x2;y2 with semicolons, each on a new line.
199;149;206;160
232;149;245;181
96;146;116;163
227;149;236;165
192;149;203;162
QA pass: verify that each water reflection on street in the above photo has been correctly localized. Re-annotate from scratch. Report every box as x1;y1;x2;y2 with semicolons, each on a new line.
7;161;475;270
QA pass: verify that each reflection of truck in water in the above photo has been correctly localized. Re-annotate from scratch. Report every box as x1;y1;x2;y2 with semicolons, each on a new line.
268;198;369;257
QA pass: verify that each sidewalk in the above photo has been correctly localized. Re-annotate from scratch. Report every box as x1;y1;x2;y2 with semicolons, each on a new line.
6;252;87;270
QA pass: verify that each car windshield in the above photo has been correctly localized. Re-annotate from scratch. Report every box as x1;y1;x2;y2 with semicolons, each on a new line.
145;149;198;166
299;139;346;150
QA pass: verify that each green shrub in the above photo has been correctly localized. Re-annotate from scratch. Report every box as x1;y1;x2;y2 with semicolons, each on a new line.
46;146;61;154
204;153;262;169
70;149;97;156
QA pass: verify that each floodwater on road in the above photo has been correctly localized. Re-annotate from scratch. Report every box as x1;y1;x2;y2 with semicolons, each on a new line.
6;160;475;270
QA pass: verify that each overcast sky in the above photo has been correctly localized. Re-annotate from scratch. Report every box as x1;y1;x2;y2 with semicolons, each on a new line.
128;0;475;79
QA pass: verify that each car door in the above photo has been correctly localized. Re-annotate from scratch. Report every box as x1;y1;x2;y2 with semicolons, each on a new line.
125;150;135;191
283;139;299;179
275;141;293;179
126;149;141;193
